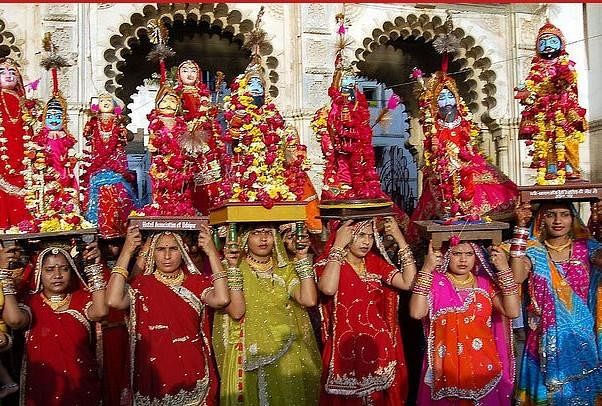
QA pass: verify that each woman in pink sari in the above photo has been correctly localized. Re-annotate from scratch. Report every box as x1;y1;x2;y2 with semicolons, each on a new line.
410;241;520;405
1;244;108;406
106;225;229;405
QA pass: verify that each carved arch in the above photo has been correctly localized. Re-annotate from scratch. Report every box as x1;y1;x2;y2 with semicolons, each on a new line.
102;3;280;104
0;18;23;60
354;13;498;130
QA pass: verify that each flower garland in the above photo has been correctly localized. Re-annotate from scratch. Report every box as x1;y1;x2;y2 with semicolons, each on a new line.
517;53;587;185
222;75;298;208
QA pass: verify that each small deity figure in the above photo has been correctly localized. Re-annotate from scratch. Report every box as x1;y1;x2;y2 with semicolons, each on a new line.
81;93;137;237
515;21;588;185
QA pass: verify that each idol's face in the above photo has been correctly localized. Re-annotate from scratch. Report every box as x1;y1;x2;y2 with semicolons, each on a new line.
41;253;72;295
157;94;179;115
247;76;264;97
153;234;183;274
537;33;562;58
247;227;275;258
179;63;199;86
45;108;64;131
347;222;374;259
98;96;115;114
341;74;356;94
0;64;18;90
437;88;458;122
447;243;475;276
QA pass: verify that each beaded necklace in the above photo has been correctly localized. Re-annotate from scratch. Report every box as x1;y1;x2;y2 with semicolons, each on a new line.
42;293;71;311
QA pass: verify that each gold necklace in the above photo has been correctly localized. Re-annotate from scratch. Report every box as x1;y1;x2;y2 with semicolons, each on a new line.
447;272;475;288
154;269;185;286
349;259;367;277
247;255;274;273
544;239;572;252
42;293;71;311
0;90;20;124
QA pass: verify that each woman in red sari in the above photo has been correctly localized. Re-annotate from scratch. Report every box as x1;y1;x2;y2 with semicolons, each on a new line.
316;217;417;405
106;225;229;405
1;244;108;406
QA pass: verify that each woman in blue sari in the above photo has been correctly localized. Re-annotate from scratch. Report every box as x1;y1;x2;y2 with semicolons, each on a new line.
511;201;602;404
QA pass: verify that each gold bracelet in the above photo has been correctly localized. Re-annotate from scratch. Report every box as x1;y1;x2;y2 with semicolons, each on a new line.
111;265;129;279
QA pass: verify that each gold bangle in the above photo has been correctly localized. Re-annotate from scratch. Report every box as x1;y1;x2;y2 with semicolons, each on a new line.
111;265;129;279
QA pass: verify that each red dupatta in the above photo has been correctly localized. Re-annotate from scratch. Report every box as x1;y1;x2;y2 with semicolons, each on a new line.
21;290;100;406
315;220;406;400
128;231;217;405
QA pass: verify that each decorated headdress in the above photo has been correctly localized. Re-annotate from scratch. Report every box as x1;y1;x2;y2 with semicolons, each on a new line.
154;83;181;114
0;57;26;96
536;21;566;52
91;92;124;115
146;19;175;85
40;32;71;127
241;6;268;87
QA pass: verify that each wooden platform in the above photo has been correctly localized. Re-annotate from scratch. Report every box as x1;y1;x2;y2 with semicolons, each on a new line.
518;182;602;203
413;220;509;250
0;227;97;243
209;201;306;225
318;199;395;220
128;216;208;231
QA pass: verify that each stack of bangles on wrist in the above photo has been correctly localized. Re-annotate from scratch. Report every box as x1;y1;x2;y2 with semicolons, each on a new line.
294;257;315;280
84;264;106;292
412;271;433;296
510;226;530;257
227;266;243;291
111;265;129;279
211;271;227;283
497;267;519;296
398;245;415;269
0;269;17;296
327;246;346;265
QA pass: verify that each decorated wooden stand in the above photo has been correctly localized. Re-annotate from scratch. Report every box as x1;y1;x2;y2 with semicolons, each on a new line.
518;183;602;203
318;199;395;220
413;220;509;250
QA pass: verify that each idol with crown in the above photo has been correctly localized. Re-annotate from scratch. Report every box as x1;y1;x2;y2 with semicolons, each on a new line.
407;18;517;244
0;57;37;231
174;60;226;214
81;93;137;238
20;33;91;233
516;21;588;185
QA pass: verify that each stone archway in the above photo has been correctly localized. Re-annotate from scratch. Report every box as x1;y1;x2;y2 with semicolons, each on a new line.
0;18;22;60
354;13;498;130
103;3;280;105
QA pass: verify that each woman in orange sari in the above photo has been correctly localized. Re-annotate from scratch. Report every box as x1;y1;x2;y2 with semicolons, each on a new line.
316;217;417;405
106;225;229;405
1;244;108;406
409;241;519;405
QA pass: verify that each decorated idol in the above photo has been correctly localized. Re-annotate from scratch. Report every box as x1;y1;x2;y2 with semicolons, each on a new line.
174;60;225;214
81;93;137;237
0;57;35;230
515;21;587;185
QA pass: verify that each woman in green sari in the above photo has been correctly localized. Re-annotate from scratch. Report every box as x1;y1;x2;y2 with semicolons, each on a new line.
213;224;321;406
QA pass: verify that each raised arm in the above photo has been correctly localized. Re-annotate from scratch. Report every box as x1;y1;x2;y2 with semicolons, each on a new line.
511;202;534;284
318;220;353;296
385;217;417;291
489;245;521;319
197;224;230;309
291;233;317;307
0;247;29;329
222;243;245;320
409;241;441;320
106;225;141;310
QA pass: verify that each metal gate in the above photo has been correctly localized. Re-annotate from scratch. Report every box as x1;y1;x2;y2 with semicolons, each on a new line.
374;145;417;215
